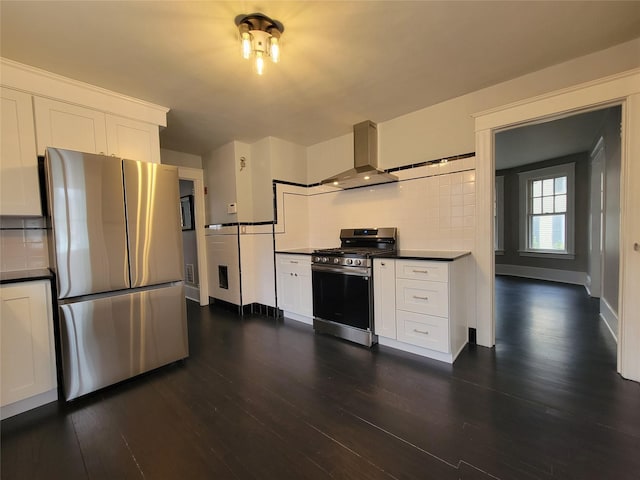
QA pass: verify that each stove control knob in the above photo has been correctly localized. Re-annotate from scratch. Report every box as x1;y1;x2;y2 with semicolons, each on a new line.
322;257;328;263
346;259;353;265
355;259;362;266
314;256;319;262
333;258;340;264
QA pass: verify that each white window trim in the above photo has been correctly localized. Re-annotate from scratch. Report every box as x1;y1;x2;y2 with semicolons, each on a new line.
518;162;575;257
495;175;505;254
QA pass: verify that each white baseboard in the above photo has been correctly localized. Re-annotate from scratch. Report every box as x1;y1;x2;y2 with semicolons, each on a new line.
495;264;587;286
600;297;618;342
1;388;58;420
282;311;313;325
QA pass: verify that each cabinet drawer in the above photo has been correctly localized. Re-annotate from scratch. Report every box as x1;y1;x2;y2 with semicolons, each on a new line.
396;310;449;353
396;278;448;317
396;260;448;282
277;255;311;275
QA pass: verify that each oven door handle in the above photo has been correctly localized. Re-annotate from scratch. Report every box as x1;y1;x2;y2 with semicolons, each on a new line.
312;264;370;277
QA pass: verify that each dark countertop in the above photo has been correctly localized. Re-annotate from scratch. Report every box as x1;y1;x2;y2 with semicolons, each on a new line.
377;250;471;261
1;268;53;285
275;248;322;255
275;249;471;260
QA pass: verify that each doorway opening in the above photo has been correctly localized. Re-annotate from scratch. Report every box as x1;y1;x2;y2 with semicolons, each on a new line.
493;106;621;371
180;179;200;302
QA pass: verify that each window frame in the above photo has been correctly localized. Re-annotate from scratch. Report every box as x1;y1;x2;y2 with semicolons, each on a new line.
518;162;575;259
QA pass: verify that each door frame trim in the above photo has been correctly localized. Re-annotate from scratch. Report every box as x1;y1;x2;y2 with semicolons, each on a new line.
178;167;209;306
474;67;640;381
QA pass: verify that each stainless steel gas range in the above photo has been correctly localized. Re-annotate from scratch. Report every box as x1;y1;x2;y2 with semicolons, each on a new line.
312;227;397;347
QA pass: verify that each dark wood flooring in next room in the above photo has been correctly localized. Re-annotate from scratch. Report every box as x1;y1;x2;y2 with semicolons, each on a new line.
2;276;640;479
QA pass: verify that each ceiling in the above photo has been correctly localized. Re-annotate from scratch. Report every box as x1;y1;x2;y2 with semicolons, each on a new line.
1;1;639;157
495;108;614;170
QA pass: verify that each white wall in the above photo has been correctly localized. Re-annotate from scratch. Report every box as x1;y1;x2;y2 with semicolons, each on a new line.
239;225;276;307
307;133;352;184
381;38;640;173
203;141;238;224
161;148;202;169
249;138;275;222
205;226;240;305
270;137;307;184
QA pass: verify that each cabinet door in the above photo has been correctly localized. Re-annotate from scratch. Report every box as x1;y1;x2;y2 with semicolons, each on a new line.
373;259;396;338
34;97;107;155
276;255;312;316
0;281;56;406
297;268;313;317
0;88;41;215
277;269;299;312
106;114;160;163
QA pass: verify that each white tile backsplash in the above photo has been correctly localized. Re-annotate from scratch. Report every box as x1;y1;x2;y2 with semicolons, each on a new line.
275;157;476;252
0;224;49;272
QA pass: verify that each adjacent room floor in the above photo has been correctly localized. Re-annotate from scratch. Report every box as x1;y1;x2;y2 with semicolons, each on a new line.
2;276;639;479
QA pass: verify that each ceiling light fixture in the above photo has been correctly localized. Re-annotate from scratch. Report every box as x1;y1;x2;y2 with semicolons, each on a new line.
235;13;284;75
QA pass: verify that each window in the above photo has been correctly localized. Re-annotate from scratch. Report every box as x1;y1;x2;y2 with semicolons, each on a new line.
518;163;575;257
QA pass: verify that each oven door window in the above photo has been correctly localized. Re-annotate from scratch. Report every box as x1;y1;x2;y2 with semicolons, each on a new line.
312;269;371;330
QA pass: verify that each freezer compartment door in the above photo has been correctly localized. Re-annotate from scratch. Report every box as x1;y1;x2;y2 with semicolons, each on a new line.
123;159;184;288
45;148;130;298
59;284;188;401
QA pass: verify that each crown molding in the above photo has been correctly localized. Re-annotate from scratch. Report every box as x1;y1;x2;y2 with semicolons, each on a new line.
0;57;169;126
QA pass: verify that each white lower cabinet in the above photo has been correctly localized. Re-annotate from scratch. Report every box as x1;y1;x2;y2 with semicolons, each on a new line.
276;254;313;323
373;257;469;363
1;280;57;419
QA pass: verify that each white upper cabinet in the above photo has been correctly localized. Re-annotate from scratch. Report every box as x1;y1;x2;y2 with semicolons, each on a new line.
33;97;161;163
0;87;41;216
106;114;160;163
34;96;108;155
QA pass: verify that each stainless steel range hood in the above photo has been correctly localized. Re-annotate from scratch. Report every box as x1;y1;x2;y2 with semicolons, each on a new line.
321;120;398;189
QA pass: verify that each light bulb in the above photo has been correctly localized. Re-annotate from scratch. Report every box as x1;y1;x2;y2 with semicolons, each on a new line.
241;31;251;59
270;36;279;63
255;51;264;75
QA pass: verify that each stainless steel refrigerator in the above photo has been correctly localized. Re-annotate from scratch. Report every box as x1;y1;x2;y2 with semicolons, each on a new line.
44;147;188;401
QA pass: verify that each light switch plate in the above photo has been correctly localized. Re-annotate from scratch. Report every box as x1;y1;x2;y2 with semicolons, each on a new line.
227;203;237;214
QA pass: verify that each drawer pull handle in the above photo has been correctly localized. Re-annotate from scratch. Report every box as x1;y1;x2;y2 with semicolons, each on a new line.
414;329;429;335
290;261;298;264
413;295;429;301
413;269;429;274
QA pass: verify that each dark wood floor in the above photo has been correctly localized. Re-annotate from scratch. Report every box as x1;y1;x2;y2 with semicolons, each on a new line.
2;276;639;479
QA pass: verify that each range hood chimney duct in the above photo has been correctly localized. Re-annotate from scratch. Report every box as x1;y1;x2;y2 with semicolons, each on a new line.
321;120;398;189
